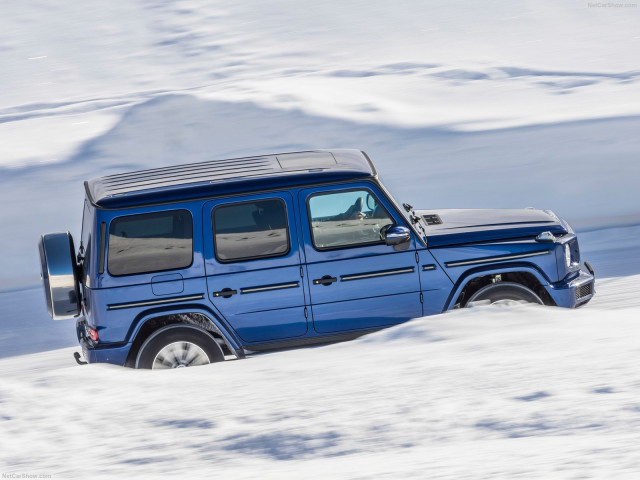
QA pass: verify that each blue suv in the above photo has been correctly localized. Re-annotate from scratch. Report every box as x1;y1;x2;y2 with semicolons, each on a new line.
38;150;595;369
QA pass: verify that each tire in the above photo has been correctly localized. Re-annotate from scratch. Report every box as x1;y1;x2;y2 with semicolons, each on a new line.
466;281;544;306
38;232;81;319
136;325;224;369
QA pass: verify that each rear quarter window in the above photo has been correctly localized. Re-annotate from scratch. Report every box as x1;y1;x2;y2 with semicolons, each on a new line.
108;210;193;276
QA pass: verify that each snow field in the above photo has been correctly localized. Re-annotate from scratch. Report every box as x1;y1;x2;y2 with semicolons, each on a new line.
1;0;639;478
2;285;640;478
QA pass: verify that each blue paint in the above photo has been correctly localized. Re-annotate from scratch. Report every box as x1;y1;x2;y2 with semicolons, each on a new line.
418;209;568;247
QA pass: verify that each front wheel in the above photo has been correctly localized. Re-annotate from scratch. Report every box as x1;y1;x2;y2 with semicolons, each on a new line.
136;325;224;369
466;282;544;306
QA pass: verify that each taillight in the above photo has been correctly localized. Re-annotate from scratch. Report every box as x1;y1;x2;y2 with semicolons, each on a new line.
86;326;99;342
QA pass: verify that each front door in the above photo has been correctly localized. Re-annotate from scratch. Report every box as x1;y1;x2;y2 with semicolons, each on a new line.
203;192;308;344
298;183;422;334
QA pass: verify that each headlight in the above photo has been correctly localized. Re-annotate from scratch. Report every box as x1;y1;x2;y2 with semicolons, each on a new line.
564;239;580;268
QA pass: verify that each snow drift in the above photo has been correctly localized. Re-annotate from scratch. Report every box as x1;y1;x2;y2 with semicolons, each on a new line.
2;283;640;478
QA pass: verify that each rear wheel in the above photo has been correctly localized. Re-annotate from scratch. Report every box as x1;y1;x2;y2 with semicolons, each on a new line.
466;281;544;306
136;325;224;369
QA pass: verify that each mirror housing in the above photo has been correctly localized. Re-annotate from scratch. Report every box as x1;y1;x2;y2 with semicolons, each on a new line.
382;225;411;250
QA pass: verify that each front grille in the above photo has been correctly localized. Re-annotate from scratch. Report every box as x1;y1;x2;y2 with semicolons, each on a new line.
575;282;593;300
422;214;443;225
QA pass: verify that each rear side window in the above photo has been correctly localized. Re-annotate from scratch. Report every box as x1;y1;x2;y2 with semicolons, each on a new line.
108;210;193;276
213;199;289;262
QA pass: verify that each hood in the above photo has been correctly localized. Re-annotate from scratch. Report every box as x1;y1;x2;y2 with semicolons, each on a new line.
415;208;568;247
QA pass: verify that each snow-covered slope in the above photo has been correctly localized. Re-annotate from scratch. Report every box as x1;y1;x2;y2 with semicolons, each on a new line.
2;0;639;170
2;0;638;139
1;0;638;286
2;274;640;479
1;0;639;478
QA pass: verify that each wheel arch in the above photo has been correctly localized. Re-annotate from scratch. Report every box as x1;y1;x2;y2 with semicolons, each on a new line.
466;281;544;305
135;323;224;369
124;306;244;367
443;263;556;310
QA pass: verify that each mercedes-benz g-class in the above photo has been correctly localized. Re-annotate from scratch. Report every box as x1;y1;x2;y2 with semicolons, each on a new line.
38;150;595;368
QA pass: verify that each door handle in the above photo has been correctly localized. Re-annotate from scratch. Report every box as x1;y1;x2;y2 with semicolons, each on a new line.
313;275;338;286
213;288;237;298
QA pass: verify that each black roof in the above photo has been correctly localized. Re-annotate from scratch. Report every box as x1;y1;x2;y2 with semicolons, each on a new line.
86;149;377;208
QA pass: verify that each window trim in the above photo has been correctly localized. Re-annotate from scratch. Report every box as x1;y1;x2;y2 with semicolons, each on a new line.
79;200;92;283
306;187;395;252
212;197;291;264
98;222;106;275
107;209;194;277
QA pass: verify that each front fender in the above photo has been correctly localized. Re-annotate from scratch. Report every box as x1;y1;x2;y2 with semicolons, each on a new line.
443;263;552;310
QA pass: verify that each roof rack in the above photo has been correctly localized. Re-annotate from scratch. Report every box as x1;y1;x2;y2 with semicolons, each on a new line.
86;149;376;208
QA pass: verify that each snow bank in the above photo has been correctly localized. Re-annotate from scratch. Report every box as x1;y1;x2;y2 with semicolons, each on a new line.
2;294;640;479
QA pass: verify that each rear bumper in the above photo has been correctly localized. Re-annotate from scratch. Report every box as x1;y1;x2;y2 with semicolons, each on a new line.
76;318;131;366
545;265;595;308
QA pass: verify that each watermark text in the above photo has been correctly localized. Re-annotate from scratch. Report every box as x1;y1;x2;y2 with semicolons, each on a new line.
2;474;52;479
588;2;637;7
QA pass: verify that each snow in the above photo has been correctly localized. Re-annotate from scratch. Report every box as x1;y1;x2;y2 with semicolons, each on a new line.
1;0;639;478
2;273;640;478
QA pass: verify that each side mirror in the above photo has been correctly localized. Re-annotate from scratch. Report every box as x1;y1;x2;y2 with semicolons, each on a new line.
382;224;411;250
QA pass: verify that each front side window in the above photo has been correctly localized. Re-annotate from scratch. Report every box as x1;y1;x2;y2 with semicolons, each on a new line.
308;189;394;249
108;210;193;276
213;199;289;262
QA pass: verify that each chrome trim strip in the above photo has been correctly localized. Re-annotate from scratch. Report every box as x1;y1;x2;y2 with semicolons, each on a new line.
422;264;436;271
241;282;299;294
107;294;205;310
341;267;415;282
445;250;551;268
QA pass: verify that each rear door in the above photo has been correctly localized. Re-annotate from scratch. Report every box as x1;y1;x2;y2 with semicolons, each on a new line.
298;183;422;334
203;192;308;344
